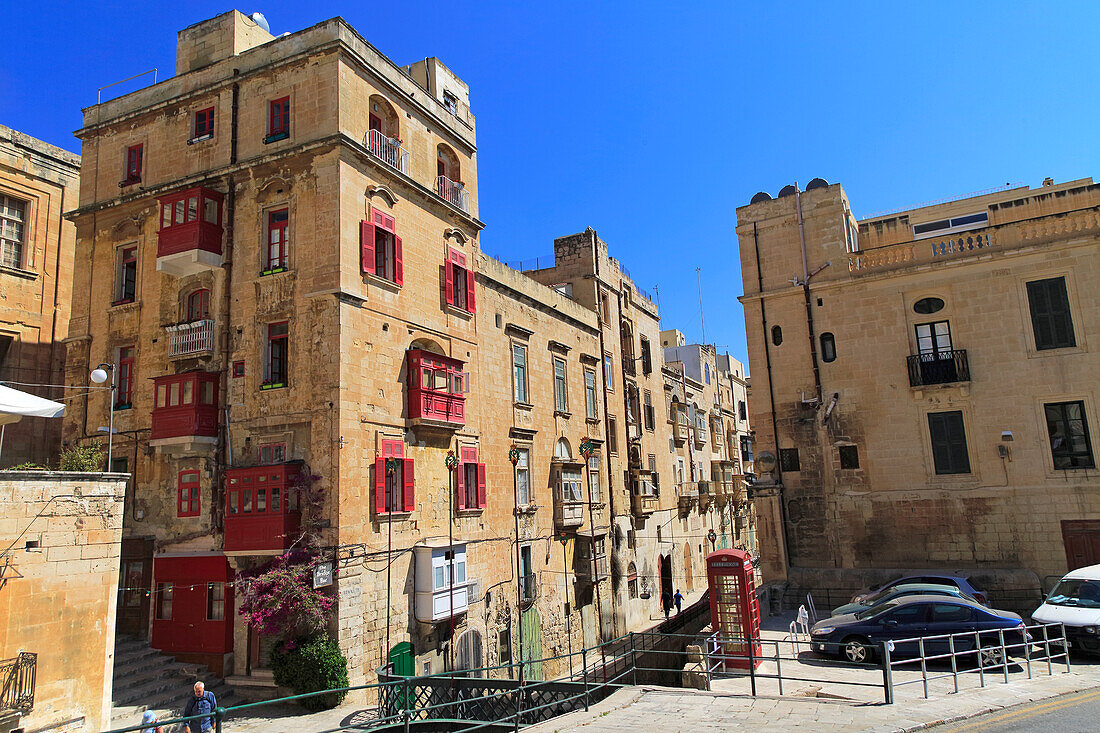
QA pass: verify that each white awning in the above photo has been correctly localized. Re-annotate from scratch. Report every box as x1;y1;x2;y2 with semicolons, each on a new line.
0;384;66;425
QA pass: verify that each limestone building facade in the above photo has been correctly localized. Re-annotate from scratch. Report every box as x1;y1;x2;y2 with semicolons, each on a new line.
0;127;80;467
62;10;721;688
736;177;1100;602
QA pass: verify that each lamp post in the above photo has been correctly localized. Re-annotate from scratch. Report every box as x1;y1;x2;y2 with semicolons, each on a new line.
444;448;458;675
384;456;398;672
508;443;524;688
579;436;606;676
89;363;116;467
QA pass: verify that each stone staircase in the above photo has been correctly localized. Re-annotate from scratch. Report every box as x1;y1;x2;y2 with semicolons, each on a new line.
110;636;239;731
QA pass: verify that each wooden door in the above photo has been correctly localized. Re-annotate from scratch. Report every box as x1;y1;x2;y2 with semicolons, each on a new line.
117;538;153;637
519;607;543;681
1062;520;1100;570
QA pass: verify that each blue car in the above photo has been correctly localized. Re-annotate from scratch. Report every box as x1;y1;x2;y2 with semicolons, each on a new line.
810;595;1026;665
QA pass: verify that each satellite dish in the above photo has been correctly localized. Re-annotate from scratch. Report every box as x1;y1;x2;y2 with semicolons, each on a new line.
756;451;777;474
250;12;271;34
778;185;797;198
806;177;828;190
750;191;772;204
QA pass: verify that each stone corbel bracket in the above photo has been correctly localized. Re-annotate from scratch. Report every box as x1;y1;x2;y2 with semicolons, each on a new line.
366;184;399;208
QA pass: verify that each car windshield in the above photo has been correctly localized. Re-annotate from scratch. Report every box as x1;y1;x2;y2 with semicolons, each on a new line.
855;600;898;620
1046;579;1100;609
865;588;892;603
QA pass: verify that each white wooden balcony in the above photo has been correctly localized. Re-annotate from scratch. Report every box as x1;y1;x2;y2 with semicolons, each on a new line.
166;319;215;358
437;175;469;212
367;130;409;175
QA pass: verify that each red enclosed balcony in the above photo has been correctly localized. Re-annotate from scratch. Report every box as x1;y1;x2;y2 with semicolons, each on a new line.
149;372;219;453
156;187;225;276
224;462;303;553
407;349;467;429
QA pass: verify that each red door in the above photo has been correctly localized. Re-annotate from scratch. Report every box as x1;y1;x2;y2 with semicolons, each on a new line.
151;555;234;657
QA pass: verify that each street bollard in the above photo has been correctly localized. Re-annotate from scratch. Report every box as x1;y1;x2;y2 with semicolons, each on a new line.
775;642;783;696
214;706;226;733
918;638;928;699
1061;624;1072;673
1043;624;1052;675
748;641;757;697
881;643;894;705
630;632;638;686
582;646;589;712
948;634;959;694
1024;626;1032;679
998;628;1009;683
975;631;985;688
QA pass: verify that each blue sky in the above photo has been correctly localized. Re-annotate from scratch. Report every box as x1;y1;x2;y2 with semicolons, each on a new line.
4;2;1098;366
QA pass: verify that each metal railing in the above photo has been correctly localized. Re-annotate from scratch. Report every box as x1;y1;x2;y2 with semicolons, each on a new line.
438;175;469;212
703;622;1071;705
166;319;215;357
367;130;409;175
906;349;970;387
0;652;35;714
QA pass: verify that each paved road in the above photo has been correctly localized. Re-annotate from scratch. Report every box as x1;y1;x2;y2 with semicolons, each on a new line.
934;688;1100;732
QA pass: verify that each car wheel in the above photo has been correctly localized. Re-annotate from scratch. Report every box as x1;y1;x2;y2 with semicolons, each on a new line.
843;637;874;664
979;645;1005;668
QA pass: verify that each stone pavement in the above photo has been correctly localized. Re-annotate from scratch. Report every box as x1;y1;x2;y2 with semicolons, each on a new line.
524;670;1100;733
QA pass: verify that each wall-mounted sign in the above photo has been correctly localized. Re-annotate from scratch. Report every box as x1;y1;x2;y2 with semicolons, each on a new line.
313;561;333;589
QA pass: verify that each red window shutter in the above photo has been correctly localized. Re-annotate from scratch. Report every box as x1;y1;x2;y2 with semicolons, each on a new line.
374;457;387;514
445;258;454;306
403;458;416;512
360;220;375;273
456;461;466;510
477;463;487;508
394;235;403;285
466;269;476;313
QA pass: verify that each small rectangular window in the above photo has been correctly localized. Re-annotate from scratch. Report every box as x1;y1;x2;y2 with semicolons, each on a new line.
779;448;800;472
553;358;568;412
124;144;143;183
512;344;528;403
259;443;286;465
268;97;290;137
644;391;655;431
588;455;601;503
584;369;597;419
206;582;225;620
608;417;618;454
516;448;530;505
265;321;289;386
115;246;137;304
155;582;173;620
603;354;614;392
177;470;201;516
928;410;970;475
116;346;135;409
265;209;289;270
1026;277;1076;350
0;194;27;269
838;445;859;469
640;337;652;375
1045;401;1094;469
193;107;215;140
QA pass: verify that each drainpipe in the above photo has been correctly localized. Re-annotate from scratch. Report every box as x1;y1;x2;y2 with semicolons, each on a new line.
216;76;240;532
794;186;822;403
753;222;792;571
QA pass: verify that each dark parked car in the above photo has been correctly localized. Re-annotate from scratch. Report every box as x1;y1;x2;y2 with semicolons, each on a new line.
851;575;988;606
832;583;978;617
810;596;1026;665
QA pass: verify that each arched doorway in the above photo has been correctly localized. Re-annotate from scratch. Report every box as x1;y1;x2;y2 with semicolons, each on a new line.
658;554;673;609
453;629;483;674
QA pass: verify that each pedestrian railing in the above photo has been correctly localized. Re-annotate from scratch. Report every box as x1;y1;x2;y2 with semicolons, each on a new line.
703;622;1072;705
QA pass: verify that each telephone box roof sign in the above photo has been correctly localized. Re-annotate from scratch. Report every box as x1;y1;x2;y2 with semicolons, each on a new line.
707;548;762;670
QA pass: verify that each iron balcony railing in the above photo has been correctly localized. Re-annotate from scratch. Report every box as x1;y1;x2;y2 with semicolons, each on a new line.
0;652;36;714
166;319;215;357
437;175;469;212
367;130;409;175
906;349;970;387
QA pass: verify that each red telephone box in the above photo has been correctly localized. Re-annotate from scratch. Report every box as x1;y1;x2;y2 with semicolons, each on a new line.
707;549;762;670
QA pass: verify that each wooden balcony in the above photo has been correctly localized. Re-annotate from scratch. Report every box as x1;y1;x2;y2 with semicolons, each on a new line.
407;349;466;429
149;372;219;454
631;492;657;516
554;500;584;531
156;187;224;276
223;463;303;554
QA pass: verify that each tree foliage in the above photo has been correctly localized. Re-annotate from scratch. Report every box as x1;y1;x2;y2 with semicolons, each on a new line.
270;633;349;711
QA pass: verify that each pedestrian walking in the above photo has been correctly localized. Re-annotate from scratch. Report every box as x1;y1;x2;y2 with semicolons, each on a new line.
674;589;684;615
140;710;164;733
183;681;218;733
661;589;672;620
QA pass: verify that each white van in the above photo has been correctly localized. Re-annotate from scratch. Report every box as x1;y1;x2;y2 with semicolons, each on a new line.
1032;564;1100;656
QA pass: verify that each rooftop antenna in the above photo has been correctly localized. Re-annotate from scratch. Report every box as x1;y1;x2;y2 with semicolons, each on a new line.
696;267;706;345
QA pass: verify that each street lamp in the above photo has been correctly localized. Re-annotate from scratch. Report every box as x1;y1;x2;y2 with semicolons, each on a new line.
90;363;116;467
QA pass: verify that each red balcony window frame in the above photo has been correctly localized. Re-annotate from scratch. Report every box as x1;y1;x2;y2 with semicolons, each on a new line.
151;371;220;440
268;97;290;136
156;187;224;261
406;349;467;426
123;144;143;184
444;247;475;313
116;346;135;409
113;246;137;305
224;462;304;552
193;107;215;140
177;470;201;517
187;288;210;322
375;439;414;514
360;210;403;285
265;321;289;387
456;446;486;511
265;208;289;271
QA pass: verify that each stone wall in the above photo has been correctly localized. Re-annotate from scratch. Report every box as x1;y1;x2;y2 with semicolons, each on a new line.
0;471;128;733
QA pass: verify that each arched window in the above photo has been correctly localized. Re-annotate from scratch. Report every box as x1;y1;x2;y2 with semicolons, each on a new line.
187;289;210;322
436;144;461;183
820;332;836;362
627;562;639;598
772;325;783;346
555;438;572;460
